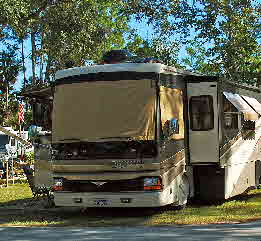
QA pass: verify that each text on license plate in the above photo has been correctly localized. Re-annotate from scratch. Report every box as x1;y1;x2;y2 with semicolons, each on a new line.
93;199;110;206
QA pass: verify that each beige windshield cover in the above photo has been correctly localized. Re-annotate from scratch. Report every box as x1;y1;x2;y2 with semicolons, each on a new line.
52;79;156;143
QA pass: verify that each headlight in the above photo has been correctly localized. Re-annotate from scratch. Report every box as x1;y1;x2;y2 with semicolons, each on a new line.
72;149;78;156
143;177;162;191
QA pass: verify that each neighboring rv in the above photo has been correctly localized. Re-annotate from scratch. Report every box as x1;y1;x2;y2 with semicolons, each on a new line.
0;127;31;159
23;63;261;208
0;126;32;179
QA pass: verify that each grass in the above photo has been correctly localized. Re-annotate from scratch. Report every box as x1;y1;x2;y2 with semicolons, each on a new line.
0;183;33;206
147;189;261;225
1;183;261;226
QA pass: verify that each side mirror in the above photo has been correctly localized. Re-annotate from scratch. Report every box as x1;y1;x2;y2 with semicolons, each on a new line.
162;118;179;138
28;125;42;141
163;120;170;138
224;113;232;127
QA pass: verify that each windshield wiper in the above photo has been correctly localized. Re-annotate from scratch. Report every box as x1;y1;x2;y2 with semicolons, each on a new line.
100;137;132;140
58;137;133;142
58;138;82;141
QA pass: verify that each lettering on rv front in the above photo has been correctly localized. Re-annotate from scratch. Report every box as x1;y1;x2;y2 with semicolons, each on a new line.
111;160;144;168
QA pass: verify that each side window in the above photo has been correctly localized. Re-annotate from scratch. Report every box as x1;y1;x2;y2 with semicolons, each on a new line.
223;95;239;130
189;95;214;131
32;102;42;125
32;101;52;130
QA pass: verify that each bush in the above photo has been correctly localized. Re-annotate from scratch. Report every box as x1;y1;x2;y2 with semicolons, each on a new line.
24;152;34;165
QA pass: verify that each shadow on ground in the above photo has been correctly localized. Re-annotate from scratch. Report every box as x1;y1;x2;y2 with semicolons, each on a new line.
0;198;165;227
1;189;261;227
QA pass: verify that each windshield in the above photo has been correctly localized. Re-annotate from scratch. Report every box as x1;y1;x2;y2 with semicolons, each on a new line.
53;140;157;160
53;79;156;143
0;135;9;147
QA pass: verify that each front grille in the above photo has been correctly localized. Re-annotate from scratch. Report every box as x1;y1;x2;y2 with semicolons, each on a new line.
62;178;144;192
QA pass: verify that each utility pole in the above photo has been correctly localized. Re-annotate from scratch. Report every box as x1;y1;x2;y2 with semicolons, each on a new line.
5;157;8;187
11;156;14;185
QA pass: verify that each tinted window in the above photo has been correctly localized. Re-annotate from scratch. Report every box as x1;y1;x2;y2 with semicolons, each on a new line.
0;135;9;146
189;95;214;131
32;102;52;130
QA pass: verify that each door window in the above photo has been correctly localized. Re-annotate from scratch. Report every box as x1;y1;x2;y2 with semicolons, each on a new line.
189;95;214;131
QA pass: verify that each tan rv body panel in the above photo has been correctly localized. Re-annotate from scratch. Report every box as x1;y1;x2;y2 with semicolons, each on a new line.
34;145;53;188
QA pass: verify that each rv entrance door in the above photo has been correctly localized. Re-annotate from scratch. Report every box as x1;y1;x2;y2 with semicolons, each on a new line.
187;78;219;164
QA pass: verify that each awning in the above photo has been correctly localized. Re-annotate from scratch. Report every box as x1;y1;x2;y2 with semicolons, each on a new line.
223;92;258;120
0;126;31;147
241;95;261;115
20;87;53;99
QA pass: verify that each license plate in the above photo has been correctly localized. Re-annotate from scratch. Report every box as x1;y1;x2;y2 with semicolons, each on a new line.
93;199;110;206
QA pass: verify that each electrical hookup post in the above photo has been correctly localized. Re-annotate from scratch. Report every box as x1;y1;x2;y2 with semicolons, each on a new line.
18;103;25;166
17;103;24;186
5;155;8;187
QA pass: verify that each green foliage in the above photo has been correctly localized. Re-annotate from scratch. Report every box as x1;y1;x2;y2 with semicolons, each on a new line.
180;40;220;75
0;45;21;84
24;151;34;165
0;35;23;127
126;35;181;66
0;92;19;128
1;0;257;87
125;0;261;84
217;200;253;209
1;0;131;83
194;0;260;83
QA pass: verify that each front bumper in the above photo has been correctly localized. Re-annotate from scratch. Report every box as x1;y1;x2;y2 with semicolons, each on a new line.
54;189;173;208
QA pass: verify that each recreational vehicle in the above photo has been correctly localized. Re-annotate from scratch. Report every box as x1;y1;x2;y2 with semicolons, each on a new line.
0;127;31;159
23;63;261;208
0;126;32;179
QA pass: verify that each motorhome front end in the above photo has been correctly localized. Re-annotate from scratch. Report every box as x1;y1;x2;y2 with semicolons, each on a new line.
23;62;261;208
51;63;192;207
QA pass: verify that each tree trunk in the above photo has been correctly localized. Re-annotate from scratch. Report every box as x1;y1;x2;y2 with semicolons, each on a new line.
39;30;44;83
45;55;51;82
31;30;36;85
21;39;27;87
5;83;8;111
